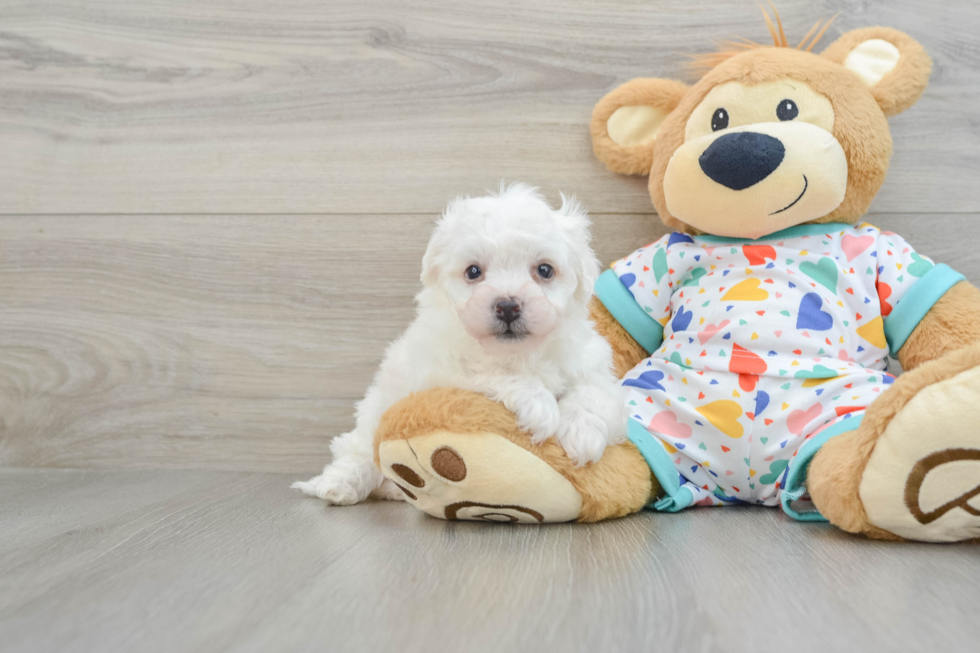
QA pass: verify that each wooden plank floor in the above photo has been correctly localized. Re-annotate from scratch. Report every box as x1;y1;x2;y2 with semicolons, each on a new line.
1;468;978;653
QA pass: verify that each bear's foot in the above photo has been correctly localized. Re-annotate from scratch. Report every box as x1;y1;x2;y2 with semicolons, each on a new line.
374;387;657;523
810;345;980;542
379;430;583;523
859;365;980;542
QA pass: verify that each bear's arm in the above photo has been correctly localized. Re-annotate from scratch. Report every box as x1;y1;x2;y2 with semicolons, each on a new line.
897;281;980;371
589;297;648;378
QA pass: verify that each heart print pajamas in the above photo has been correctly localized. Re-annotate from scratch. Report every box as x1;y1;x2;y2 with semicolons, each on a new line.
593;222;964;520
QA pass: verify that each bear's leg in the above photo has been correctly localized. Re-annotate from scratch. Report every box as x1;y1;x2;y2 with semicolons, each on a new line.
808;343;980;542
374;387;659;523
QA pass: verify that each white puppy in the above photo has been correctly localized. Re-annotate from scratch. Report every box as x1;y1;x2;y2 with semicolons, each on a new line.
293;184;627;505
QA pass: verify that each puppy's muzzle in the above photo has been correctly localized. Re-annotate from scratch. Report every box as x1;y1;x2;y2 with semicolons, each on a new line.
494;297;522;325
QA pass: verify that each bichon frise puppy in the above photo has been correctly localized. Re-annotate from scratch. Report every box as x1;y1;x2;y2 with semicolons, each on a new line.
293;184;627;505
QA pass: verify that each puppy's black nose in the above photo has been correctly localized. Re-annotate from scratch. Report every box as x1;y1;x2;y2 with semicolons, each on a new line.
699;132;785;190
494;298;521;325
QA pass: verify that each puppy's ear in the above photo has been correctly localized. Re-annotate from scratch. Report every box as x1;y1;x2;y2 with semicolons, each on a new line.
421;196;468;286
821;27;931;116
420;238;441;287
591;78;689;175
420;218;449;287
555;194;600;307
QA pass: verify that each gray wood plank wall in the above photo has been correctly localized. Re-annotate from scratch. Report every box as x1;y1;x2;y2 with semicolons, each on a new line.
2;0;979;472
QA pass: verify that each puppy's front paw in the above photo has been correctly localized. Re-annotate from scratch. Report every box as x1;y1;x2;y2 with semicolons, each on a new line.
556;402;608;466
510;389;561;444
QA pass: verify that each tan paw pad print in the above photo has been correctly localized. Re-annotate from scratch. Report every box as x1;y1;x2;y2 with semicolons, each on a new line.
378;430;582;524
860;366;980;542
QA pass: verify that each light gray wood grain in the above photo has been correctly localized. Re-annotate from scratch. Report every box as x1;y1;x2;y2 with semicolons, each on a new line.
0;468;977;653
4;213;979;472
3;212;979;471
0;0;978;215
0;212;665;471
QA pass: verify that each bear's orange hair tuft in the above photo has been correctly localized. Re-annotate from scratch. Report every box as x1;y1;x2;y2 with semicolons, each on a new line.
686;4;839;73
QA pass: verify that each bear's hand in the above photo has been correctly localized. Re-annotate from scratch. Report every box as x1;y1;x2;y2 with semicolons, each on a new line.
898;281;980;371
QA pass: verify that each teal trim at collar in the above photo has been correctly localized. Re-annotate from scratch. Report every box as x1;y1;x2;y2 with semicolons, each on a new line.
884;263;965;355
594;269;665;354
695;222;855;244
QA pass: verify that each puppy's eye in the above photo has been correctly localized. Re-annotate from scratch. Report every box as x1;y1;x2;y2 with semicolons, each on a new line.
464;265;483;282
777;99;798;121
711;108;729;132
536;263;555;280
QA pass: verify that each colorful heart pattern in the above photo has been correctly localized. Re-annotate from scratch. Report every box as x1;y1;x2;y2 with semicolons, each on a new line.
787;402;823;435
799;257;839;294
729;343;767;376
611;223;945;508
796;292;833;331
648;410;693;439
841;234;873;262
722;277;769;301
671;305;693;332
856;316;887;350
695;400;744;438
743;244;777;265
698;319;731;345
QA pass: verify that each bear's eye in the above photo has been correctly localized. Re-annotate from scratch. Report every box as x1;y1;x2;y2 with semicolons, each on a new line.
777;99;799;121
711;108;729;131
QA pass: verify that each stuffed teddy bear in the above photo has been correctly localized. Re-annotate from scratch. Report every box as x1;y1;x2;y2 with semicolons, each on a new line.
374;12;980;542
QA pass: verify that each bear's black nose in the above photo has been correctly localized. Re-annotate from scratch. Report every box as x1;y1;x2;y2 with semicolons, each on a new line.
699;132;785;191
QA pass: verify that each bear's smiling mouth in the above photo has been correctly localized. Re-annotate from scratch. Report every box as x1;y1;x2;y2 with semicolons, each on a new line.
769;175;808;215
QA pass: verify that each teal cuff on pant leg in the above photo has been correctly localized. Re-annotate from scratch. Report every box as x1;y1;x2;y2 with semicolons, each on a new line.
781;415;865;522
627;418;694;513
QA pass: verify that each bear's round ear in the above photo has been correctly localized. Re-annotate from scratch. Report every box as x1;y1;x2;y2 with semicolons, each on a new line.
821;27;932;117
591;78;689;176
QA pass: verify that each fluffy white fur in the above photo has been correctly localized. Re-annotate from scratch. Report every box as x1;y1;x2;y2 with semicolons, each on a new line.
293;184;627;505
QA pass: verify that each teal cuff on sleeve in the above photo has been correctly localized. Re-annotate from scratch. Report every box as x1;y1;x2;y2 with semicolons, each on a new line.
594;268;665;354
781;415;865;522
884;263;965;354
626;418;693;513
